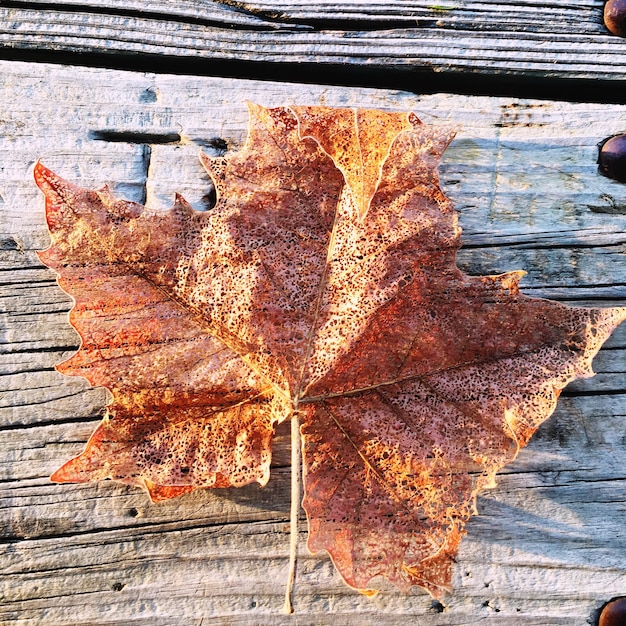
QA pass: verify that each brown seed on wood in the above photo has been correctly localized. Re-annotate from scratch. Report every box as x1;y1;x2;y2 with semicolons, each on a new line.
599;597;626;626
604;0;626;37
598;134;626;182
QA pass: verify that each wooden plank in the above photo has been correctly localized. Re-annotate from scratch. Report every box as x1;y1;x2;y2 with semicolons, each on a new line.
11;0;613;33
1;1;626;81
1;60;625;624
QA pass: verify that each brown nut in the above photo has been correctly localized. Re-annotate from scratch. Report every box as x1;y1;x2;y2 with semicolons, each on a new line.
604;0;626;37
599;134;626;183
599;597;626;626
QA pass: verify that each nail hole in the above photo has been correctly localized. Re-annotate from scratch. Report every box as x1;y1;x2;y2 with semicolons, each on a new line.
139;88;158;104
430;600;445;613
112;582;125;592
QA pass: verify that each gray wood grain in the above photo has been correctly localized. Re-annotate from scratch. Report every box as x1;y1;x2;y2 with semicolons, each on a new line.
0;60;625;625
1;1;626;81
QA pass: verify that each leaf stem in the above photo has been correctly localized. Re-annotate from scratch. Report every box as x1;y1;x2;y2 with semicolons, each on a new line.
282;409;302;614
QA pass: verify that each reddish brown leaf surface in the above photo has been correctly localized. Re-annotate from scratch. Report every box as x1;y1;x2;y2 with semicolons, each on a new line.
36;104;626;598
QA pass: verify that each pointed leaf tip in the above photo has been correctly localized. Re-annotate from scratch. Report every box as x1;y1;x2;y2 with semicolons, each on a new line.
50;458;86;484
291;106;419;218
34;161;70;196
33;160;49;184
144;480;195;502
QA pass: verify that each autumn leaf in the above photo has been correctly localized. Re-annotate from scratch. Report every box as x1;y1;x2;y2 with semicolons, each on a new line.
36;104;625;601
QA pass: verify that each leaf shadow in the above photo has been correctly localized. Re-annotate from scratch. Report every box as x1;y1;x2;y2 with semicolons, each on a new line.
466;493;625;570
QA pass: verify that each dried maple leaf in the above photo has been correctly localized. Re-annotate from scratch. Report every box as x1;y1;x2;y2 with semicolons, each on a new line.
36;104;625;602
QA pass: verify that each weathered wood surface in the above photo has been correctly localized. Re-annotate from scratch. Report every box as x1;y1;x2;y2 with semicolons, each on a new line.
1;61;625;625
1;1;626;83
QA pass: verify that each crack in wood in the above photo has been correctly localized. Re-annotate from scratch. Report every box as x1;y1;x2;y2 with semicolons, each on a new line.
0;411;102;428
2;47;626;106
0;516;289;546
88;130;181;144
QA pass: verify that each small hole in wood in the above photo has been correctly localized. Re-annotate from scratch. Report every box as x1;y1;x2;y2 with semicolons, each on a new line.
139;88;158;104
430;600;444;613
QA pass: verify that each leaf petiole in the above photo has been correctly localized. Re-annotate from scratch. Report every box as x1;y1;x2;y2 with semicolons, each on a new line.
283;409;302;614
